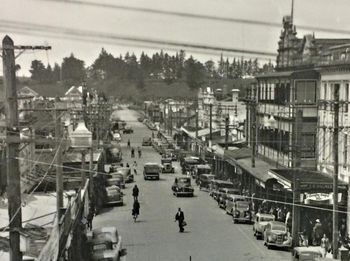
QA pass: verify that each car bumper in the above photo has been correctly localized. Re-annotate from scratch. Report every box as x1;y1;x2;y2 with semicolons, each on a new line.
233;217;252;223
144;175;159;180
162;169;174;173
265;241;292;248
105;199;123;206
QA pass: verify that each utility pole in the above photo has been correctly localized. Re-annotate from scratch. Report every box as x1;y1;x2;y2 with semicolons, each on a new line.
225;116;229;150
209;103;213;142
55;109;63;222
292;109;302;247
3;35;22;261
169;104;173;136
251;86;257;168
195;109;199;139
332;84;340;259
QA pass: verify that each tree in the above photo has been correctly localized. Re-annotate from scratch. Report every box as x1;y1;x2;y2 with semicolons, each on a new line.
61;53;86;84
184;56;206;89
29;60;46;82
91;48;117;80
53;63;61;82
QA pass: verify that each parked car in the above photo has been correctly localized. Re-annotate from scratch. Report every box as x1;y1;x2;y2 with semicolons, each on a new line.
137;117;144;122
87;227;127;261
143;163;160;180
194;164;212;181
218;188;241;208
161;158;175;173
106;173;125;189
209;180;236;199
264;221;292;249
113;132;122;142
114;167;133;183
163;149;177;161
123;126;133;134
199;174;215;191
171;177;194;197
181;156;203;174
225;194;246;215
292;247;323;261
142;137;152;146
253;213;275;239
232;200;252;223
105;186;123;206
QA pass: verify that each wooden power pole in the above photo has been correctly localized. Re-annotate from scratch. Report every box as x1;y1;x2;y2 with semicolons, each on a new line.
225;116;229;150
55;109;63;222
3;35;23;261
209;103;213;142
2;36;51;261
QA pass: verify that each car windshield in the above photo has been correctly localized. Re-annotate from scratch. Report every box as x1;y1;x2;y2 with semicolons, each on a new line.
260;217;274;222
144;165;159;173
237;202;250;208
271;224;286;231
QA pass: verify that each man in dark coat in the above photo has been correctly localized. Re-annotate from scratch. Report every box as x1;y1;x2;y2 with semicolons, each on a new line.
132;185;139;201
175;208;185;232
132;199;140;222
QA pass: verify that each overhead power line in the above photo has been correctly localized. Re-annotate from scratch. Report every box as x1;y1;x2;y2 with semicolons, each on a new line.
0;19;277;58
35;0;350;36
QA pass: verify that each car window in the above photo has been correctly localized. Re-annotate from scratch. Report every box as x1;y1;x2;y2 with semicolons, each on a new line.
271;224;286;231
260;217;274;222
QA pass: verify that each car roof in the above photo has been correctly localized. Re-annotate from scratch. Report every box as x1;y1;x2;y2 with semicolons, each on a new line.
202;174;215;177
268;221;285;226
196;164;211;169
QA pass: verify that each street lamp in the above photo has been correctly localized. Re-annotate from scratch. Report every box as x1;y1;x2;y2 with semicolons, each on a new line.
70;121;92;187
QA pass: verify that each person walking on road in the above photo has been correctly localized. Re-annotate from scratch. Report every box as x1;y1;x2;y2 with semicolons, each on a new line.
133;161;138;175
131;147;135;158
137;147;142;158
175;208;185;232
132;185;139;201
127;139;130;148
132;199;140;222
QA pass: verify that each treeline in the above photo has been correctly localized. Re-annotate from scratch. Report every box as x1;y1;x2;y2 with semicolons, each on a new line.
29;49;274;89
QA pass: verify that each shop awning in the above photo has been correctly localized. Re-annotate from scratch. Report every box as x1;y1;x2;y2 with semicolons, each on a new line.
268;169;347;192
236;157;274;183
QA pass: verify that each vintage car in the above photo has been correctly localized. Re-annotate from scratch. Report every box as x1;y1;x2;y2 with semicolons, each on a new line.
225;194;246;215
194;164;212;181
209;180;236;199
106;146;122;163
142;136;152;146
88;227;127;261
264;221;292;249
143;163;160;180
218;188;241;209
161;158;175;173
106;173;125;189
233;200;252;223
113;167;133;183
253;213;276;239
122;126;133;134
181;156;203;174
171;177;194;197
292;247;323;261
105;186;123;206
163;149;177;161
198;174;215;191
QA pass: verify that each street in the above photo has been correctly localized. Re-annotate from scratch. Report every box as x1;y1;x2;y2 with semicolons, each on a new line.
93;108;290;261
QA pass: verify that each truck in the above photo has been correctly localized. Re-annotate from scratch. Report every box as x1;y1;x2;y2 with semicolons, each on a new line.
143;163;160;180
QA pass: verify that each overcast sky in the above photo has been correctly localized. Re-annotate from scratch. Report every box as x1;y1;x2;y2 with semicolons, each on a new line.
1;0;350;76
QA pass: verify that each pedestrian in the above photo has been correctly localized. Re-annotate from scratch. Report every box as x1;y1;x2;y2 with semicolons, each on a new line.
131;147;135;158
120;163;124;167
313;219;323;246
138;147;142;158
127;139;130;148
132;185;139;201
320;234;330;257
87;210;94;231
152;131;154;138
126;163;130;168
175;207;185;232
133;161;138;175
132;199;140;222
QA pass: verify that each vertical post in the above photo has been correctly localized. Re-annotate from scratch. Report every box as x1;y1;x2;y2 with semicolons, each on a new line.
292;109;302;247
3;35;23;261
195;109;199;139
225;116;229;150
169;104;173;136
251;85;257;168
97;102;100;148
209;103;213;142
333;84;340;259
81;151;86;186
55;109;63;222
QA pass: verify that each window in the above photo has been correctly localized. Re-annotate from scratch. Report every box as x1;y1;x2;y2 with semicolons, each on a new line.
295;81;316;103
323;83;327;100
301;134;316;158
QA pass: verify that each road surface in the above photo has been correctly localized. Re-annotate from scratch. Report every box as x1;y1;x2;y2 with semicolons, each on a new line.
93;108;291;261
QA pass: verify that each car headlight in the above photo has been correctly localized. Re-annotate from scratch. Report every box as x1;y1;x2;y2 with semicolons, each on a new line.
283;234;288;240
235;210;240;217
271;234;277;241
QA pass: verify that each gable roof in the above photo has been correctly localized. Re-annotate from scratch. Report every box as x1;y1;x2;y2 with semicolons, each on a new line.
18;86;39;97
65;86;82;96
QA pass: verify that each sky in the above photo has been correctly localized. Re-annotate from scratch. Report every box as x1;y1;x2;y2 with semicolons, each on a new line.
1;0;350;76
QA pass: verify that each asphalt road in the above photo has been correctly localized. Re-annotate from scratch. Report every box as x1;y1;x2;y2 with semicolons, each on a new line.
93;108;291;261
